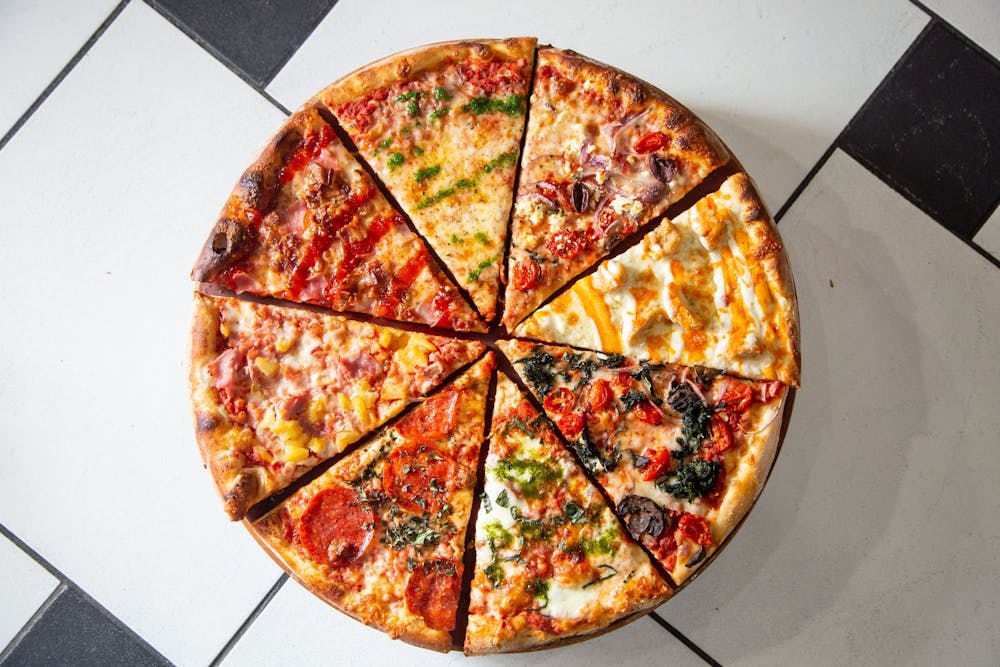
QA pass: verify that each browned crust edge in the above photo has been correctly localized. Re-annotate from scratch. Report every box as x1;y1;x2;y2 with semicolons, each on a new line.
190;107;327;284
312;37;537;110
724;172;802;386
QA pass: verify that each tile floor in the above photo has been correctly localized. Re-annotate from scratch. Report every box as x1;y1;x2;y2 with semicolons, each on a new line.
0;1;997;665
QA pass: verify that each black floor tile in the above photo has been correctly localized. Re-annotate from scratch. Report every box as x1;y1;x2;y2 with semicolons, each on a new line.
841;21;1000;239
2;586;170;667
147;0;338;87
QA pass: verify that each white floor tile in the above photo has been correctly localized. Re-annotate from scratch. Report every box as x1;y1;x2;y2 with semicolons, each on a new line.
267;0;927;213
921;0;1000;59
0;2;290;664
223;579;705;666
0;0;119;138
0;534;59;650
973;205;1000;260
657;150;1000;665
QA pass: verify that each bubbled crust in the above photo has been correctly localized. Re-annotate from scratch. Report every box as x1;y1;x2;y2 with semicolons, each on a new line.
314;37;536;110
192;108;324;283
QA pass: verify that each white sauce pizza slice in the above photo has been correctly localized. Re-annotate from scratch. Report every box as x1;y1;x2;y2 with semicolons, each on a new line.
190;293;485;520
322;38;536;321
502;47;730;330
465;373;670;654
499;340;786;584
516;172;800;385
250;354;493;652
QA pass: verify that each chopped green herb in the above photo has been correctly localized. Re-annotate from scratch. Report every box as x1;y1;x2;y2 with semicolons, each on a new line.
429;106;450;120
600;353;628;368
461;94;523;115
412;146;424;156
494;457;559;499
474;231;490;245
579;529;619;557
375;137;393;154
563;501;587;524
466;254;498;283
406;100;420;116
384;514;439;550
495;489;510;508
570;431;621;474
400;124;413;134
526;577;550;609
450;233;464;245
396;90;421;102
658;458;720;501
515;349;556;396
455;177;477;189
387;151;405;170
485;557;505;588
482;149;519;173
582;564;618;588
619;390;647;411
481;491;492;513
433;86;450;101
413;164;441;182
483;521;513;548
415;187;457;209
504;416;534;437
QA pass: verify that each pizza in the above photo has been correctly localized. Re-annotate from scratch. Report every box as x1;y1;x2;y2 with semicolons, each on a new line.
189;39;800;654
250;354;493;651
499;339;787;583
501;47;731;330
515;172;800;385
190;293;484;520
465;373;671;653
320;38;536;321
191;107;484;332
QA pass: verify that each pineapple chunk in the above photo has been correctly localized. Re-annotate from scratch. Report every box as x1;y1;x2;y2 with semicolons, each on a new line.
307;437;325;455
219;322;231;337
378;330;394;349
337;393;351;411
307;394;327;423
380;379;406;402
335;430;361;449
399;336;438;368
254;356;279;377
275;335;295;353
283;444;310;463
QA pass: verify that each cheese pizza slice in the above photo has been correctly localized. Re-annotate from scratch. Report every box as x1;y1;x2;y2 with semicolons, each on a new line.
499;340;786;585
250;354;494;652
516;172;800;385
465;373;671;654
502;47;730;329
322;38;536;321
190;293;485;520
192;107;483;332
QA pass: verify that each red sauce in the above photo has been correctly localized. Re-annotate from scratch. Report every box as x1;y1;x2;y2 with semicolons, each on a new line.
429;289;455;329
335;88;392;133
458;58;526;95
278;125;336;186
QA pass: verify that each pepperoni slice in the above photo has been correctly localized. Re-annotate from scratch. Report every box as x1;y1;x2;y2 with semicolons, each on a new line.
298;486;375;566
677;513;712;546
383;444;456;513
395;388;461;444
404;559;461;631
543;387;575;414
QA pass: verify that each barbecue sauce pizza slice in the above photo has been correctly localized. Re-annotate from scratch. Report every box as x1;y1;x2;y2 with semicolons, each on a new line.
321;38;536;321
192;107;483;332
190;294;485;520
502;47;731;329
499;340;786;584
465;373;671;654
516;172;800;385
250;354;494;652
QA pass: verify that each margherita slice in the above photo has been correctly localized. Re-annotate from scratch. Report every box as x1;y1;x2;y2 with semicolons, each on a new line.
499;340;786;584
321;38;536;321
190;293;485;520
465;373;670;654
516;173;800;385
191;107;483;332
501;47;731;329
250;354;494;651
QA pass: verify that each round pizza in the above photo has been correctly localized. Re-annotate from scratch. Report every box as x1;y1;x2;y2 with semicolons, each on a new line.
188;37;800;654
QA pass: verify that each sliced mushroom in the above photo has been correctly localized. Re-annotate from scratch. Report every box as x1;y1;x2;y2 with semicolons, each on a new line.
617;495;666;538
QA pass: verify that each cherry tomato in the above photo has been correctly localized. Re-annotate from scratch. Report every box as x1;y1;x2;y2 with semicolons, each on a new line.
677;513;712;546
543;387;575;414
720;384;753;414
634;400;663;425
634;131;669;154
706;414;733;458
545;229;587;259
585;379;612;411
640;447;672;481
557;413;585;439
298;486;375;566
511;258;541;290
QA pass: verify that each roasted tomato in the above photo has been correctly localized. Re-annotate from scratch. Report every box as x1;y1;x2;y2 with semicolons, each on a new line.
640;447;672;481
511;258;541;290
543;387;575;414
585;379;613;411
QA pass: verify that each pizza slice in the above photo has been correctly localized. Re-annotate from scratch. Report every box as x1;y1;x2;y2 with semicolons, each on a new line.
321;38;537;321
191;107;483;332
465;373;671;654
250;354;494;652
190;293;485;520
502;47;731;329
516;172;800;385
499;340;786;584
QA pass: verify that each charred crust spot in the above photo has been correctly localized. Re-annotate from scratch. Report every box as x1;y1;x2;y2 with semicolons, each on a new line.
224;472;259;520
622;80;646;106
196;413;219;432
238;170;271;210
752;237;782;259
274;127;303;156
470;42;490;59
396;58;412;78
211;218;251;258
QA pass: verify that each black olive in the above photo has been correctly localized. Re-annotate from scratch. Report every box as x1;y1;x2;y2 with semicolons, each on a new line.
684;545;707;567
196;413;219;432
638;182;665;204
570;182;590;213
649;154;677;183
666;379;702;413
617;495;666;538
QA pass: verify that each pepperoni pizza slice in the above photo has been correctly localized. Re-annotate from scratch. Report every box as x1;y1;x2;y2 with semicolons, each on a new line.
321;38;536;321
515;172;800;385
464;373;670;654
502;47;730;329
499;340;786;584
250;354;494;652
192;107;483;332
190;293;485;520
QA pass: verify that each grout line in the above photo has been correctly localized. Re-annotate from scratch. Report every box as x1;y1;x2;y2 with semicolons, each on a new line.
771;142;837;223
143;0;291;116
0;0;131;153
0;522;174;665
0;583;67;661
257;0;341;88
648;612;723;667
209;573;288;666
907;0;1000;70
